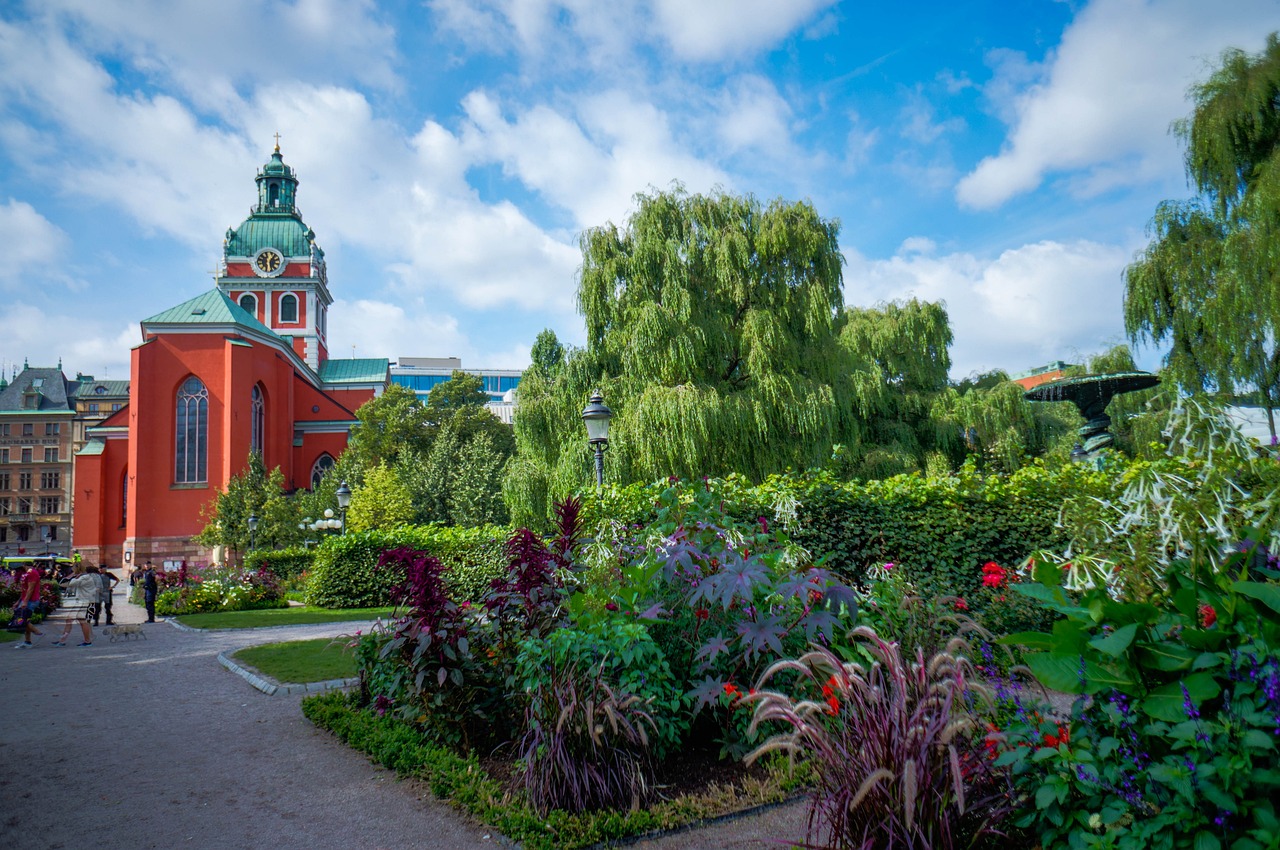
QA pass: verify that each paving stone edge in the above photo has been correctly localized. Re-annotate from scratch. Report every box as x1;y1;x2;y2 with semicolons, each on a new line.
217;650;358;697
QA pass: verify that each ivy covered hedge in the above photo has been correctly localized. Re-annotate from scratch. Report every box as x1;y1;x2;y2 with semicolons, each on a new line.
304;525;508;609
581;461;1112;599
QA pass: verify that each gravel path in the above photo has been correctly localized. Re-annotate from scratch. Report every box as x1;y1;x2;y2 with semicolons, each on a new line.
0;588;807;850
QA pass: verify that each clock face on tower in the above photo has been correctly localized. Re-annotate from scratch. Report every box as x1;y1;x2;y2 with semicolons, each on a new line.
253;248;284;277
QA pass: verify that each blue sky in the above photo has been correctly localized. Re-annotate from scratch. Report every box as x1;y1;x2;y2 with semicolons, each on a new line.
1;0;1276;383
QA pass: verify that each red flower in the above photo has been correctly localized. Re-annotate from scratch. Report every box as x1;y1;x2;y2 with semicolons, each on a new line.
758;517;769;534
1043;724;1070;748
1198;604;1217;628
694;607;710;621
981;561;1008;588
605;601;619;612
723;682;740;697
824;695;839;715
952;597;969;612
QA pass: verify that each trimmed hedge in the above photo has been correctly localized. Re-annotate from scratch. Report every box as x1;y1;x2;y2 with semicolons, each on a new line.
578;462;1112;599
246;546;314;579
304;525;508;609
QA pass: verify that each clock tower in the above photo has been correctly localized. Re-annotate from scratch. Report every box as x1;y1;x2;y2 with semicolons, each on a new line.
216;143;332;369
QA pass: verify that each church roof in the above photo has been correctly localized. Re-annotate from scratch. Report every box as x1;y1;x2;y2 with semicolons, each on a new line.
142;289;278;338
226;216;314;258
319;358;391;384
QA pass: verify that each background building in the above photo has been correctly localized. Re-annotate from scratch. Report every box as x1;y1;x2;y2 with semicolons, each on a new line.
0;363;76;558
391;357;522;424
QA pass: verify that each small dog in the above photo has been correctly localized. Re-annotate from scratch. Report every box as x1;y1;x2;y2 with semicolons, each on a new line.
103;624;147;642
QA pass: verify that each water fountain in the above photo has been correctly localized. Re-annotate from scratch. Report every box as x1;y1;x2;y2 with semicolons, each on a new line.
1023;371;1160;461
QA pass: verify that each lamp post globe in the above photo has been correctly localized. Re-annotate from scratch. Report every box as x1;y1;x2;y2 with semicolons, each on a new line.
335;481;352;535
581;390;613;491
247;514;259;554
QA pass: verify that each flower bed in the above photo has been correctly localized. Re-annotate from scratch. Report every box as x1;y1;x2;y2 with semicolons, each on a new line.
154;564;288;616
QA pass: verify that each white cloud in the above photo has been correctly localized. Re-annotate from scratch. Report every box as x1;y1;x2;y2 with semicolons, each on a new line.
845;238;1132;377
956;0;1280;209
330;299;470;363
650;0;839;61
458;88;728;229
713;75;796;156
0;302;135;379
0;199;72;289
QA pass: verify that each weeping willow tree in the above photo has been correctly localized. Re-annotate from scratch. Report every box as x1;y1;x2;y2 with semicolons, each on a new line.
507;187;858;523
836;298;957;477
1125;33;1280;442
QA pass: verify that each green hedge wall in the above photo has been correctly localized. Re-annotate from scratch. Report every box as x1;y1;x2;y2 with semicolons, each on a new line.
304;525;509;609
576;462;1112;598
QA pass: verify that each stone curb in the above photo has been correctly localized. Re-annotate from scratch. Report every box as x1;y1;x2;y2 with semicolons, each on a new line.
168;618;379;634
217;650;358;697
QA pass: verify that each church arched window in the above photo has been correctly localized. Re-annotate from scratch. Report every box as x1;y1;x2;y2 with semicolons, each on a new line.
251;384;265;459
280;293;298;323
239;293;257;315
310;454;335;489
175;376;208;484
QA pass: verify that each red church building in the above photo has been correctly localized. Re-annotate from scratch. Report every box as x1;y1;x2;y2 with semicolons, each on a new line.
74;145;388;568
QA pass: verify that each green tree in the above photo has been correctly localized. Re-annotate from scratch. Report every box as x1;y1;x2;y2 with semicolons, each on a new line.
528;329;566;380
346;462;414;532
1124;34;1280;441
345;383;431;470
837;299;956;477
424;370;489;422
449;431;510;526
508;187;858;520
196;453;299;559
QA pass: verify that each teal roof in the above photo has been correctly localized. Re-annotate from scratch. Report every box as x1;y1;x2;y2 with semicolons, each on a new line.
143;289;279;339
69;379;129;400
226;215;313;258
319;358;390;384
76;439;106;457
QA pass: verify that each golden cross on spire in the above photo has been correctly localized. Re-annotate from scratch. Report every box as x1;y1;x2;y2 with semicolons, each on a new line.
273;131;282;152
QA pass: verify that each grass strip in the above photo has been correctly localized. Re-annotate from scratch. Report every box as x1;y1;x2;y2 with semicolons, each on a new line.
175;606;397;629
302;691;807;850
232;637;357;684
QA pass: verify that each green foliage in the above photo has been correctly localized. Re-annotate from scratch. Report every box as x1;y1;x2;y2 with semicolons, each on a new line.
528;328;565;380
303;526;508;609
752;462;1112;599
246;546;313;579
836;298;957;478
345;383;431;470
508;186;862;522
515;618;685;760
196;452;300;555
347;462;415;532
1125;34;1280;443
449;431;511;526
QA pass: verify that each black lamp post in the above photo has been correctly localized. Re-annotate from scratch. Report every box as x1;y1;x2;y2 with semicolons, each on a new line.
335;481;352;535
247;514;259;553
581;391;613;491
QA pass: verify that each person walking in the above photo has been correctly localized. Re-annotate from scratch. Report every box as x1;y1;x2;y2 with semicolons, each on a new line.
51;563;100;647
11;562;44;648
142;562;158;623
95;564;120;626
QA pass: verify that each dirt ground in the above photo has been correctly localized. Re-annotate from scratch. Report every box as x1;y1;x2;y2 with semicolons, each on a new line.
0;590;808;850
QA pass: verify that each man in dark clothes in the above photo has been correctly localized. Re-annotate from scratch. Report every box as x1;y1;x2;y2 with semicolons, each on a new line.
95;564;120;625
142;562;158;622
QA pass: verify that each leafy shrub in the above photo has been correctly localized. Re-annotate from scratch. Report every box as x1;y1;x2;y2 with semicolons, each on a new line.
997;401;1280;848
746;631;1015;848
305;526;507;609
577;479;858;758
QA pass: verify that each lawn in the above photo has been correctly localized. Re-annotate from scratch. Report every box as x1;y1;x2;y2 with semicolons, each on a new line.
232;637;357;683
175;606;397;629
1;630;20;643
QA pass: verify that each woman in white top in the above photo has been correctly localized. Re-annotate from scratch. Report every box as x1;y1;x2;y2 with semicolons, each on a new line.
52;564;101;647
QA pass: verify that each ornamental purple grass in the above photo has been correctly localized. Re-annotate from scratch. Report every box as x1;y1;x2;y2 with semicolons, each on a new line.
745;628;1014;849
